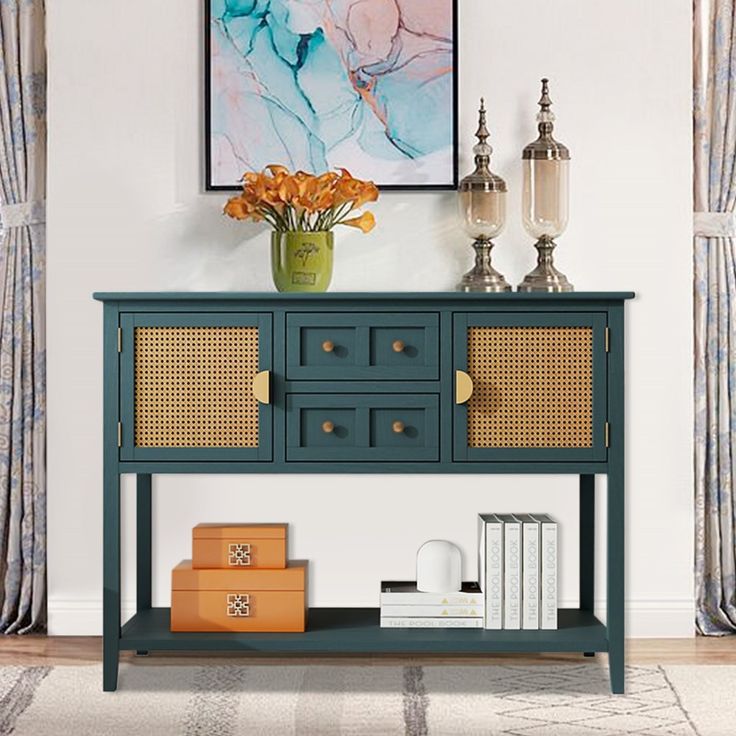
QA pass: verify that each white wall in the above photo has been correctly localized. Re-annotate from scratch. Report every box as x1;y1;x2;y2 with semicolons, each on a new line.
46;0;694;636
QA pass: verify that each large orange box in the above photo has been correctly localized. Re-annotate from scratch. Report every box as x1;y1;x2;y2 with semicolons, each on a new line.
171;560;307;632
192;523;287;570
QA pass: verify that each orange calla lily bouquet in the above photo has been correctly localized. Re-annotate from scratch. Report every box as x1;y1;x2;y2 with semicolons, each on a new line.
224;165;378;234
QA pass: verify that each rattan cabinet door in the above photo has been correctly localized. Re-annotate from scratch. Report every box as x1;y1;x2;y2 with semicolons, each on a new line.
453;312;607;462
119;313;272;461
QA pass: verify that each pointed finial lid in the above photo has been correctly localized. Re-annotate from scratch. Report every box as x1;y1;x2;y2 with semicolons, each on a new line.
459;97;506;192
475;97;490;146
538;78;552;113
472;97;493;161
522;77;570;161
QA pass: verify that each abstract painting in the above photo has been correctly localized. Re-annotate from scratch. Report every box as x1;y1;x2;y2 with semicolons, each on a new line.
206;0;457;190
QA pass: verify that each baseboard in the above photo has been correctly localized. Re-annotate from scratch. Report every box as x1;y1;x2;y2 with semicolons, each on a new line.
48;598;138;636
47;597;695;637
615;599;695;638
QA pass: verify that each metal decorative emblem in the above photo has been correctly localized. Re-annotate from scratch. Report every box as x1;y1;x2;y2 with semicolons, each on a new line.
226;593;250;617
228;543;252;566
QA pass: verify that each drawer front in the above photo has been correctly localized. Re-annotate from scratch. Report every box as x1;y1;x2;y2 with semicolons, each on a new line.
171;590;305;632
192;538;287;570
287;394;439;461
286;313;439;380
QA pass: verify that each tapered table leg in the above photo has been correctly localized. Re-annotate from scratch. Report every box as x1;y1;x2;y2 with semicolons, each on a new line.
580;474;595;611
607;464;625;694
103;471;120;692
137;474;153;612
102;302;122;692
580;474;595;658
607;305;626;694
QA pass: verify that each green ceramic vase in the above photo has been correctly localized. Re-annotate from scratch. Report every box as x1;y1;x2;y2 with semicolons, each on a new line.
271;231;334;293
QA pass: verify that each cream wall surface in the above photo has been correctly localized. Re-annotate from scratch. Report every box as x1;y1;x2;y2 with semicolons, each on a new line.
46;0;693;635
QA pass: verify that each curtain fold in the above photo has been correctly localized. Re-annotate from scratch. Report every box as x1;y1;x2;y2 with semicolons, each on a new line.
694;0;736;634
0;0;46;634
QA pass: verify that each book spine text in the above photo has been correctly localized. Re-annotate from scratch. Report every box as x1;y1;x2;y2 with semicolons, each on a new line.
540;522;558;630
380;617;483;629
380;605;482;617
485;522;503;630
504;523;521;630
522;521;540;630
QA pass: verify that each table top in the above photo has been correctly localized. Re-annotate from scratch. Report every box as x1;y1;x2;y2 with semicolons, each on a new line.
93;291;636;302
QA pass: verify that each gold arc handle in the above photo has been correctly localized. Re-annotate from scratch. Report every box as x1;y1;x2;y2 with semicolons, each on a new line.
455;370;474;404
322;340;335;353
252;370;271;404
322;420;335;434
392;420;405;434
392;340;405;353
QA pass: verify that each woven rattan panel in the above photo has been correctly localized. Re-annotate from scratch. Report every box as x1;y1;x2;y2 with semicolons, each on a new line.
467;326;593;448
134;327;259;448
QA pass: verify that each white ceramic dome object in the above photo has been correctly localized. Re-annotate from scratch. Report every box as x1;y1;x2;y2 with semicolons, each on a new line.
416;540;462;593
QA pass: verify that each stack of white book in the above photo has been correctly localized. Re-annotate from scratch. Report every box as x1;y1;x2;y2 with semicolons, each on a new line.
478;513;558;630
379;581;484;628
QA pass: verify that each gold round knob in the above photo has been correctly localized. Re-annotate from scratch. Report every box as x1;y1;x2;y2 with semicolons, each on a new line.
392;420;405;434
392;340;405;353
322;420;335;434
322;340;335;353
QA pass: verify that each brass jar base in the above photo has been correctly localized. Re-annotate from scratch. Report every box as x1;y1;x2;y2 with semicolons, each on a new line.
517;237;573;293
457;238;511;293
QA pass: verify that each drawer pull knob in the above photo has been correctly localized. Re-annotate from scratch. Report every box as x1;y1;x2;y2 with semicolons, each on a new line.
322;340;335;353
252;370;271;404
392;340;405;353
392;420;405;434
455;370;474;404
322;420;335;434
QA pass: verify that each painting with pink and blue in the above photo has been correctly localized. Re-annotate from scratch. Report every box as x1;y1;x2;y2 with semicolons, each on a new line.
207;0;457;189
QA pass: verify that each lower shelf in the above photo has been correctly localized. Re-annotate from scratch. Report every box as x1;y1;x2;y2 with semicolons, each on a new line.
120;608;608;654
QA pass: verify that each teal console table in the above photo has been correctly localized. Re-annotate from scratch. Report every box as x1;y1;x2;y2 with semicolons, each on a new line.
94;291;633;693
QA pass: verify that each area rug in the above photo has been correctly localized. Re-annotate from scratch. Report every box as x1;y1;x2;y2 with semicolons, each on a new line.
0;663;729;735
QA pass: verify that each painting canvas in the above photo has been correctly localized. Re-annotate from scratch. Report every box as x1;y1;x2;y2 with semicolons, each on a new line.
206;0;457;190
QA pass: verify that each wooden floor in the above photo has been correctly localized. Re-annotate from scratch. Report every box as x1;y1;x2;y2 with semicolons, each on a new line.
1;635;735;667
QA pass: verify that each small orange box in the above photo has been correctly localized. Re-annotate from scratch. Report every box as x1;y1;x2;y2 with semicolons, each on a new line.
171;559;307;632
192;523;287;570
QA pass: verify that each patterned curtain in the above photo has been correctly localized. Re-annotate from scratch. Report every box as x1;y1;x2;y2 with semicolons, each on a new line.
694;0;736;634
0;0;46;634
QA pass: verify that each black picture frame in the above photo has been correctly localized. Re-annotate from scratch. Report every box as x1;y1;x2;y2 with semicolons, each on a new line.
204;0;458;192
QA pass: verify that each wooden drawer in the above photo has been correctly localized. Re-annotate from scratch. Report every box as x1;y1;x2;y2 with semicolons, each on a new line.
192;523;287;569
286;313;439;380
286;394;439;461
171;560;306;632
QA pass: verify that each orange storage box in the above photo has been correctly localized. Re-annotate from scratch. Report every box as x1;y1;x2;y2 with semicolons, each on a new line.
171;559;307;632
192;523;287;569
